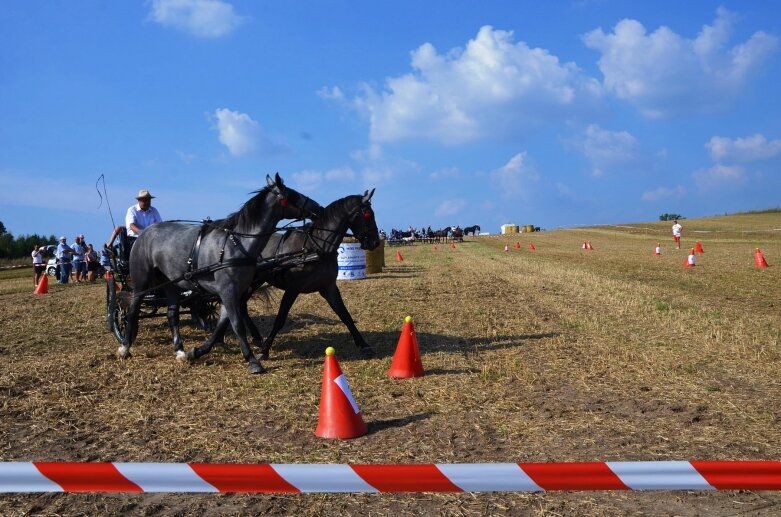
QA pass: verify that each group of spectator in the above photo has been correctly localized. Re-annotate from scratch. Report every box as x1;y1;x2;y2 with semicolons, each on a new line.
31;189;162;287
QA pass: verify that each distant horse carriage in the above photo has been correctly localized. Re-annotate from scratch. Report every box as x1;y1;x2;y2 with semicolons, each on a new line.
107;173;324;374
463;225;480;236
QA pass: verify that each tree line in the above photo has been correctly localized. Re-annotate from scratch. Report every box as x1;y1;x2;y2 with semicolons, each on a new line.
0;221;57;259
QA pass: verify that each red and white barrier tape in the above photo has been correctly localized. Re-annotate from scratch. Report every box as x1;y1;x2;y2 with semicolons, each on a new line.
1;461;780;493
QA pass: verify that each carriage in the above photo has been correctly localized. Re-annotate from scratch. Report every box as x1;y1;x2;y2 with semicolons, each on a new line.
104;235;223;343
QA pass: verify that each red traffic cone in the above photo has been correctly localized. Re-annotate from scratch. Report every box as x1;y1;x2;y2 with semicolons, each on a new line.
387;316;424;379
653;243;662;256
450;242;456;250
683;249;696;268
514;241;521;249
396;250;403;262
695;241;704;254
755;248;769;268
315;347;367;439
432;244;437;251
528;243;535;251
503;245;509;252
33;274;49;295
586;241;594;251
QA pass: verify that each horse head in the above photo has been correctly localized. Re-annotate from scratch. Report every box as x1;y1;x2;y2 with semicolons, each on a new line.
266;172;323;222
348;188;380;251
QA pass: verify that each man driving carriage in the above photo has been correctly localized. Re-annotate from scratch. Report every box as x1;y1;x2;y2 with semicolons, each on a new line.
105;189;162;271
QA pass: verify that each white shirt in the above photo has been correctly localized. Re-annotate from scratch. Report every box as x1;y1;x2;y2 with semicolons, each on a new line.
672;223;682;237
126;203;162;237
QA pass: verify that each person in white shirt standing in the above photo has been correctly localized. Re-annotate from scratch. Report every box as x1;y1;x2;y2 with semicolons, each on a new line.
671;219;682;250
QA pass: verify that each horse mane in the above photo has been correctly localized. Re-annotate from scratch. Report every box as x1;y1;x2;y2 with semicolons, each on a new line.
210;186;274;232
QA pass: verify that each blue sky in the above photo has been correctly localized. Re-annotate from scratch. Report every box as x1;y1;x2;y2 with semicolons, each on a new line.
2;1;780;241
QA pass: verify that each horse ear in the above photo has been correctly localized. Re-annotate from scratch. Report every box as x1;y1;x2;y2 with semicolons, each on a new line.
274;171;284;187
362;188;375;203
266;175;275;188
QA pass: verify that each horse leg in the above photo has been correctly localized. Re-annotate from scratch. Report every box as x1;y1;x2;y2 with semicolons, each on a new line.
164;287;185;361
260;289;299;360
188;306;230;359
241;294;265;354
225;297;264;374
117;292;144;359
320;283;374;358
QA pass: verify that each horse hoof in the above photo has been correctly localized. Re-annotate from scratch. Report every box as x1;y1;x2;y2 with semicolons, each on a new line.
175;350;187;362
116;346;130;360
248;362;266;374
359;346;375;358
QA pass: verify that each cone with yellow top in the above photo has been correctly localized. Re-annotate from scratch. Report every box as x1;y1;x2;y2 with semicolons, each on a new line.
387;316;425;378
33;274;48;295
315;347;368;439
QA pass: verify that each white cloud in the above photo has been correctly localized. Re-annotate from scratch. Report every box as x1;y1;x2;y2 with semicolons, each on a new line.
211;108;288;157
290;167;356;191
693;164;746;188
570;124;638;177
490;152;538;198
353;25;601;145
435;199;468;217
317;86;344;101
148;0;244;38
583;7;778;117
641;186;686;201
212;108;261;155
430;167;460;181
706;134;781;162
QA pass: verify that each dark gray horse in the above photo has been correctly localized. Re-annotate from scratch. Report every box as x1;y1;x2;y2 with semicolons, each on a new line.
463;224;480;236
117;173;322;374
188;189;380;361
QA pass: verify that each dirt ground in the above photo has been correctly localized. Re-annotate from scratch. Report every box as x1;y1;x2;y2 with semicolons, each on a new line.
1;219;780;515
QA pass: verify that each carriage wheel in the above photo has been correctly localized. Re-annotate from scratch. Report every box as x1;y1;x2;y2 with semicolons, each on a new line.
191;299;221;332
111;296;129;343
106;277;117;332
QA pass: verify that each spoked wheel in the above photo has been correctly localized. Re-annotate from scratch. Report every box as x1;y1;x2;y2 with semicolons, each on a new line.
111;293;130;343
191;298;221;332
106;277;117;332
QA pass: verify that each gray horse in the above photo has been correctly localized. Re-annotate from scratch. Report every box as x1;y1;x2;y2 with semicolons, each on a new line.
117;173;322;374
188;189;380;361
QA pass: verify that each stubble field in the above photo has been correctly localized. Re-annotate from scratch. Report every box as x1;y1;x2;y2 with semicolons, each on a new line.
1;212;780;516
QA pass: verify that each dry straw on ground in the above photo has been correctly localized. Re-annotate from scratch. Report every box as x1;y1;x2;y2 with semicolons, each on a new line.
1;212;780;515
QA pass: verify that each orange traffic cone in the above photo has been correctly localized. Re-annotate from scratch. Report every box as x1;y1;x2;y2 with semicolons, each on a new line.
695;241;704;254
586;241;594;251
503;245;509;252
683;248;696;268
653;243;662;256
528;243;535;251
387;316;424;379
33;274;49;295
755;248;769;268
514;241;521;249
432;245;437;251
315;347;367;439
450;242;456;250
396;250;403;262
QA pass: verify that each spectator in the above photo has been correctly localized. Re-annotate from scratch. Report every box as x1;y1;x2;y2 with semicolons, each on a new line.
31;245;46;287
85;244;99;282
55;236;75;284
71;234;87;282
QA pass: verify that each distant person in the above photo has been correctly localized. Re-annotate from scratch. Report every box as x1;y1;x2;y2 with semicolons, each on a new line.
85;244;99;282
671;219;683;250
31;245;46;286
71;234;87;283
99;246;112;273
55;236;75;284
106;189;163;262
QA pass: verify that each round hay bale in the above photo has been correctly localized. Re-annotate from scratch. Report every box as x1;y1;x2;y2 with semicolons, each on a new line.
365;239;385;274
